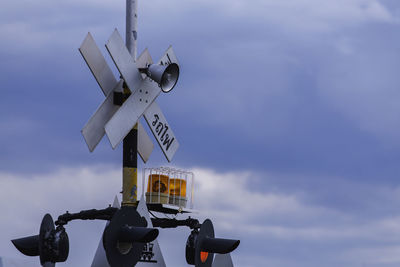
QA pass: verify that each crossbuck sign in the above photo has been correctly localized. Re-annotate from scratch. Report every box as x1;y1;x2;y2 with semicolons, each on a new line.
79;29;179;162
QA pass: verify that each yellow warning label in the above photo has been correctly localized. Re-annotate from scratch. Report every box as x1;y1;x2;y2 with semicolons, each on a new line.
122;167;138;206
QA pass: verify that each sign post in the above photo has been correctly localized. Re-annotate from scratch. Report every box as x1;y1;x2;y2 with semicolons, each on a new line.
122;0;139;206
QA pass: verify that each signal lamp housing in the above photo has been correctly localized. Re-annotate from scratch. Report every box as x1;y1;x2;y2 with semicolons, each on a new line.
11;214;69;267
103;206;159;267
185;219;240;267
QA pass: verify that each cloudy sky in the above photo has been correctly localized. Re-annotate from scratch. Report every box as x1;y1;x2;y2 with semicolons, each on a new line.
1;0;400;266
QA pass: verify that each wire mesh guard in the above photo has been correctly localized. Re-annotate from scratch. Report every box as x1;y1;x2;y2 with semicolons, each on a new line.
142;167;194;209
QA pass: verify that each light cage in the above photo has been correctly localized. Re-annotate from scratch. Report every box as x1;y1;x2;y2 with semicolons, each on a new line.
141;167;194;209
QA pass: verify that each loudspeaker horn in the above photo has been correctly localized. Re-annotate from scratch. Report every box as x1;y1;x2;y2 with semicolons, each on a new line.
145;63;179;93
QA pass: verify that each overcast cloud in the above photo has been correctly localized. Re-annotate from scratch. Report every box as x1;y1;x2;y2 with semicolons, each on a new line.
2;167;400;266
1;0;400;266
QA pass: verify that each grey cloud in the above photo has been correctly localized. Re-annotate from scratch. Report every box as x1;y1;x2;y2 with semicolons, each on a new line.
2;1;400;266
2;166;400;266
1;0;399;182
316;23;400;145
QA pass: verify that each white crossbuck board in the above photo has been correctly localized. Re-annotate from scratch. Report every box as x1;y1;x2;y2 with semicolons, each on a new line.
79;30;180;162
80;32;154;162
104;29;179;162
144;101;178;162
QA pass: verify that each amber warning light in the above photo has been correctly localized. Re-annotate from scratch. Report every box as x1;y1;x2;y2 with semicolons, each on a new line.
143;167;194;209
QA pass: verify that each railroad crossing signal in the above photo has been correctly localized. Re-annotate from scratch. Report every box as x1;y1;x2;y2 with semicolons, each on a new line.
11;214;69;267
185;219;240;267
80;29;179;162
12;1;241;265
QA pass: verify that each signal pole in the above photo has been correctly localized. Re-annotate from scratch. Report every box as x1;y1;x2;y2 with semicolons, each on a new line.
126;0;138;58
122;0;139;206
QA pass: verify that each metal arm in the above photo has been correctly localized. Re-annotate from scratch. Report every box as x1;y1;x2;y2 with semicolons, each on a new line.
55;207;118;226
151;217;200;229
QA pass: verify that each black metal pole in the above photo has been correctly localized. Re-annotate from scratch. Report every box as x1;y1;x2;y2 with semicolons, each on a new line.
122;128;138;205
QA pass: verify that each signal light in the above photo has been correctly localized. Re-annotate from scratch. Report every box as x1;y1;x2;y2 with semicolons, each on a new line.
185;219;240;267
103;206;159;267
11;214;69;267
200;251;209;263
